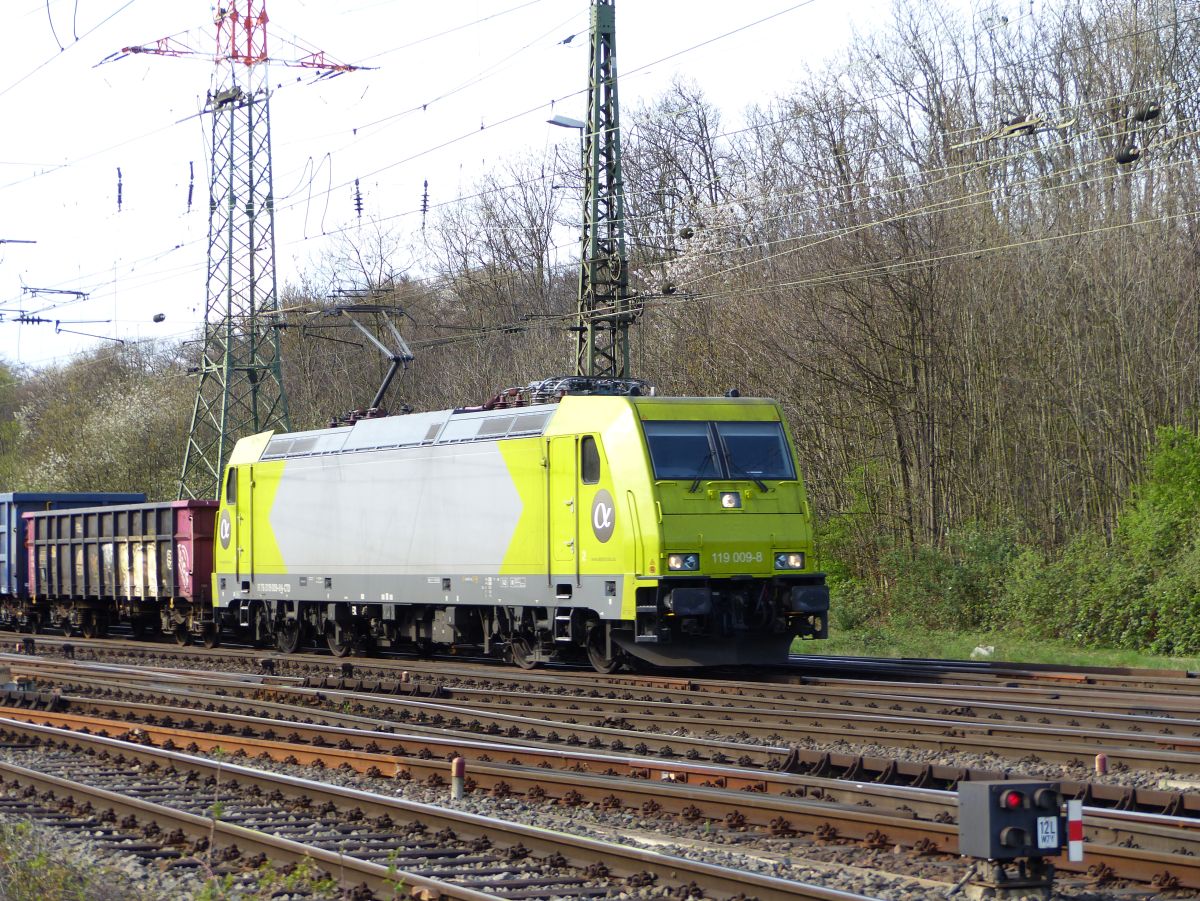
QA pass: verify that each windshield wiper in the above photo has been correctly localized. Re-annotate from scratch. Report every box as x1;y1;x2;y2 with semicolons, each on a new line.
688;448;717;493
728;463;769;493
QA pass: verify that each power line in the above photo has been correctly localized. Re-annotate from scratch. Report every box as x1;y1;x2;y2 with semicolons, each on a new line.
0;0;139;102
403;202;1200;355
21;105;1194;345
6;2;1196;363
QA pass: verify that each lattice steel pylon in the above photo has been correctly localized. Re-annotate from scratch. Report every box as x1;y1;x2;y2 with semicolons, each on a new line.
575;0;637;378
113;5;364;498
177;4;288;500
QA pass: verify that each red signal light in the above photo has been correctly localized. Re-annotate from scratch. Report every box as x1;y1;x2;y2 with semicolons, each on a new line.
1000;789;1024;810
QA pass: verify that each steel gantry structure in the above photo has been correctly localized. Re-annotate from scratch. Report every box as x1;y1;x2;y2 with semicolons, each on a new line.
575;0;637;379
115;3;361;500
179;4;287;500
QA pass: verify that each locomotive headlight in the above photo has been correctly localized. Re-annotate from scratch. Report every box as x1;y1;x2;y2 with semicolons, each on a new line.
667;553;700;571
720;491;742;509
774;552;805;570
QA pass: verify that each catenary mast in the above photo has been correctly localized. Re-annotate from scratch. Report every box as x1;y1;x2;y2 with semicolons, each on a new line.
178;3;288;500
575;0;636;378
114;3;362;499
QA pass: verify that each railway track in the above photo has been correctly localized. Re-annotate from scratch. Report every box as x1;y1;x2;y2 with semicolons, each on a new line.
10;652;1200;812
0;695;1197;889
3;640;1200;895
8;635;1199;730
15;652;1200;781
0;715;881;900
0;707;1198;890
13;632;1200;696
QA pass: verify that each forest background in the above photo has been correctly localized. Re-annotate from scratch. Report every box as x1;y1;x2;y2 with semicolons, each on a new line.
3;0;1200;656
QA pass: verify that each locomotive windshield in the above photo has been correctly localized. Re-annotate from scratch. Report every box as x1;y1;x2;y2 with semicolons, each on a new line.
643;420;795;481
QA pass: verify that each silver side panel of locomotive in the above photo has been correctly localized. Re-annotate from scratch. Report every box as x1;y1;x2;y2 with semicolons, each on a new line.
215;404;626;618
272;441;521;573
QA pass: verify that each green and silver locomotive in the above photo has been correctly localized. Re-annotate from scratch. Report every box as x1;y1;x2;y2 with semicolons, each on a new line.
212;381;828;670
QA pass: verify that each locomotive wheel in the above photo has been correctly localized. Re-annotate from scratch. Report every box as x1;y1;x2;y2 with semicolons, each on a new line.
201;623;220;649
586;626;620;674
509;636;540;670
326;623;353;658
173;624;191;646
276;619;302;654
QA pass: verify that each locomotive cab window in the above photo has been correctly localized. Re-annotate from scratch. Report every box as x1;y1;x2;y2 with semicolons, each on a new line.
643;421;720;480
715;421;795;480
225;467;237;504
643;420;795;482
581;436;601;484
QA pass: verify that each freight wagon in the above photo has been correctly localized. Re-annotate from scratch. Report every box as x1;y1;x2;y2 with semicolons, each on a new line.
0;492;144;629
23;500;217;641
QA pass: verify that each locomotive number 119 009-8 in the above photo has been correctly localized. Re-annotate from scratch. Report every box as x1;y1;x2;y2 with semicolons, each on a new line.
710;551;764;564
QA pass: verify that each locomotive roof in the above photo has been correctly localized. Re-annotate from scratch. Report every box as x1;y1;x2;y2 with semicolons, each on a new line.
250;394;784;464
260;403;559;462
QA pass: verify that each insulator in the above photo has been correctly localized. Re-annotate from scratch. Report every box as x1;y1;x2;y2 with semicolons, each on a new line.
1132;101;1162;123
1115;144;1141;165
679;226;694;240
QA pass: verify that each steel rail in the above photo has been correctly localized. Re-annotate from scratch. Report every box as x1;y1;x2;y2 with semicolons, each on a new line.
15;654;1200;759
16;658;1200;784
0;758;498;900
9;634;1200;700
5;708;1200;890
7;696;1199;820
0;715;884;901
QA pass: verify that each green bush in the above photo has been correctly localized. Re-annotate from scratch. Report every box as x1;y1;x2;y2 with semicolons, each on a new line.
820;519;1019;634
821;427;1200;655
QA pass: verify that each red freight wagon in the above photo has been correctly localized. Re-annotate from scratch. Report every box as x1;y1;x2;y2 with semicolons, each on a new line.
24;500;218;641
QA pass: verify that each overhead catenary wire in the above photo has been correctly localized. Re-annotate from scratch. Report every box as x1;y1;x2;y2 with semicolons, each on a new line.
21;68;1187;318
17;104;1193;337
13;78;1190;333
4;1;1195;355
398;202;1200;356
14;157;1200;373
0;0;139;101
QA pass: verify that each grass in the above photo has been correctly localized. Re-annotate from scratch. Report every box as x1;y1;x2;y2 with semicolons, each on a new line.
0;820;147;901
793;627;1200;671
0;816;345;901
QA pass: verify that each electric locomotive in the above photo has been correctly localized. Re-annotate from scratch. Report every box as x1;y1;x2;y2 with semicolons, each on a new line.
211;380;828;670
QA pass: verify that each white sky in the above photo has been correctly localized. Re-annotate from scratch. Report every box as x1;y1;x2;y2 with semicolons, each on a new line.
0;0;934;368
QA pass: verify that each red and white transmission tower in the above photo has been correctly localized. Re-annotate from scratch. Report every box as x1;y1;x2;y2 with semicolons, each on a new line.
114;4;364;500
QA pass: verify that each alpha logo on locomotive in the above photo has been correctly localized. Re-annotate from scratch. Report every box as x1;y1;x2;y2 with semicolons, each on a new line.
219;510;232;550
591;488;616;543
